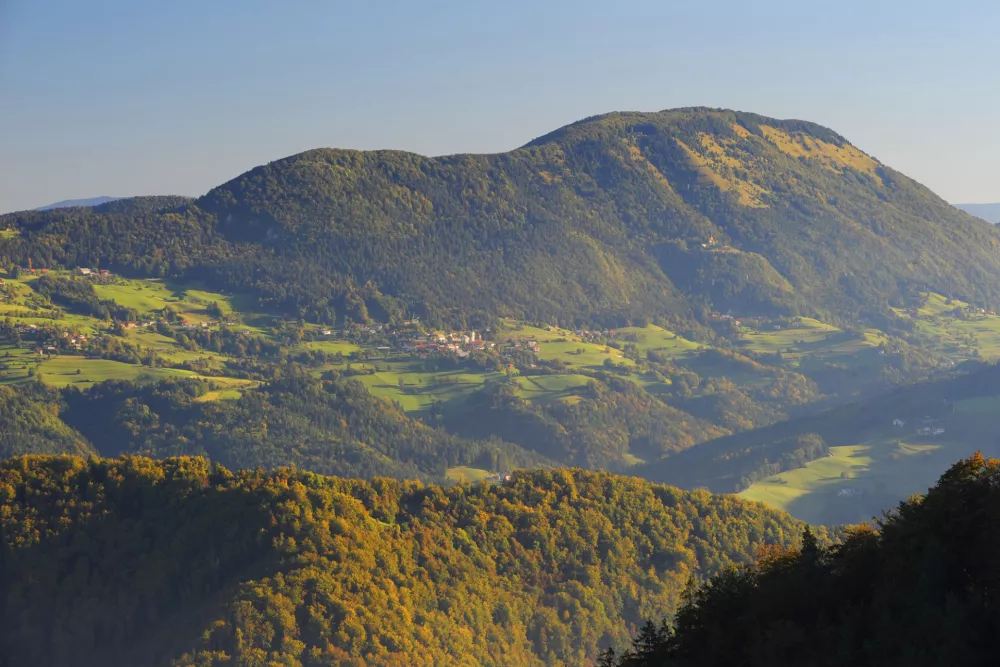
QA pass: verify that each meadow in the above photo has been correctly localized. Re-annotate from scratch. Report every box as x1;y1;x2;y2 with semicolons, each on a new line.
92;278;236;323
444;466;493;483
739;393;1000;524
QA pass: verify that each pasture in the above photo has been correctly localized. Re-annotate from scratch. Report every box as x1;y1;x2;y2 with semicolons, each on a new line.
93;278;236;323
445;466;492;483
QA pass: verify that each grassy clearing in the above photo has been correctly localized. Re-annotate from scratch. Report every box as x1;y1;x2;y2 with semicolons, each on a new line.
0;229;18;239
291;340;362;356
37;357;200;387
741;394;1000;525
738;439;955;525
351;362;500;412
93;279;236;323
737;316;882;365
445;466;492;483
615;324;702;358
194;389;244;402
893;296;1000;360
0;346;41;383
513;373;591;403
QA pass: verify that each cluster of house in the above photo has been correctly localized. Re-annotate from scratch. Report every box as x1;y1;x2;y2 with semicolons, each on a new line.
403;331;496;358
11;324;88;352
486;472;512;483
892;419;945;436
76;267;113;279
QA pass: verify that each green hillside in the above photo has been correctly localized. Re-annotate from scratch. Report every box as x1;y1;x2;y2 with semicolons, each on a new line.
3;108;1000;331
0;455;816;666
640;360;1000;524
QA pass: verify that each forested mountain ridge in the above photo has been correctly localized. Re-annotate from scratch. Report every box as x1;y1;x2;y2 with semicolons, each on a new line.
3;108;999;329
0;455;817;666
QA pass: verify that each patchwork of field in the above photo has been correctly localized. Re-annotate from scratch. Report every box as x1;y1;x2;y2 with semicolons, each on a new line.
892;293;1000;360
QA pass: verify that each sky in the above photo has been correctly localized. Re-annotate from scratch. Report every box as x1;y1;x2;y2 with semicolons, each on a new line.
1;0;999;212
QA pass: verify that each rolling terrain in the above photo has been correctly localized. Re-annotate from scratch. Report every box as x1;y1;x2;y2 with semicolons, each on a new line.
0;455;817;666
2;108;1000;526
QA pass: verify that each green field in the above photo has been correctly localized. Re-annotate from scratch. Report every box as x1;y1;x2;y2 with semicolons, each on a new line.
738;440;956;525
354;363;500;412
513;373;591;404
445;466;492;483
740;392;1000;524
0;229;17;239
37;356;200;387
0;346;42;383
887;292;1000;360
292;340;362;356
93;279;236;323
35;355;258;393
194;388;245;402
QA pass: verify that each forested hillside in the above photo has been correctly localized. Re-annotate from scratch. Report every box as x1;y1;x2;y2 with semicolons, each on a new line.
0;455;815;666
605;453;1000;666
0;374;549;481
3;108;999;330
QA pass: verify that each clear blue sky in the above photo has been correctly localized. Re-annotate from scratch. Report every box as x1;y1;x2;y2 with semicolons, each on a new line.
2;0;998;212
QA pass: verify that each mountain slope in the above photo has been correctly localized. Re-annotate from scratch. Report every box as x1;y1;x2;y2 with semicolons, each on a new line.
0;455;815;666
3;108;1000;330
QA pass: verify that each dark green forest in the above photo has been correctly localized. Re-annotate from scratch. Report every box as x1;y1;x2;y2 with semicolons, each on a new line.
604;453;1000;666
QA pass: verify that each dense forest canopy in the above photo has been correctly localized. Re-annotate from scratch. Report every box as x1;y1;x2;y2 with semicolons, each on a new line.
0;455;815;666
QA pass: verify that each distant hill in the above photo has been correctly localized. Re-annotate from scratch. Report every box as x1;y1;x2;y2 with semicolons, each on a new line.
36;196;121;211
5;107;1000;332
956;202;1000;223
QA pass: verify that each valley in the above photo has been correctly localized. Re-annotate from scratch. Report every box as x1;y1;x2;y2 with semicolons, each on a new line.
3;257;1000;524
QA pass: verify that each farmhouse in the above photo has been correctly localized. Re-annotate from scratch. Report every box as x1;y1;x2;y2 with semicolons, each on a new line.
77;267;93;276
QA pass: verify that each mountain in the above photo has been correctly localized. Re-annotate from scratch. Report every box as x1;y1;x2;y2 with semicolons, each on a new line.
956;202;1000;223
0;454;818;666
35;196;121;211
607;453;1000;666
4;108;1000;331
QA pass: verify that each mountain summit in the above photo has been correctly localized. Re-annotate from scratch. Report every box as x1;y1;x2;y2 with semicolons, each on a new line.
4;108;1000;329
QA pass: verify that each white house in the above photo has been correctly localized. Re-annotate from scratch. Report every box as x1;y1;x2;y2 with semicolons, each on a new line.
892;419;905;427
